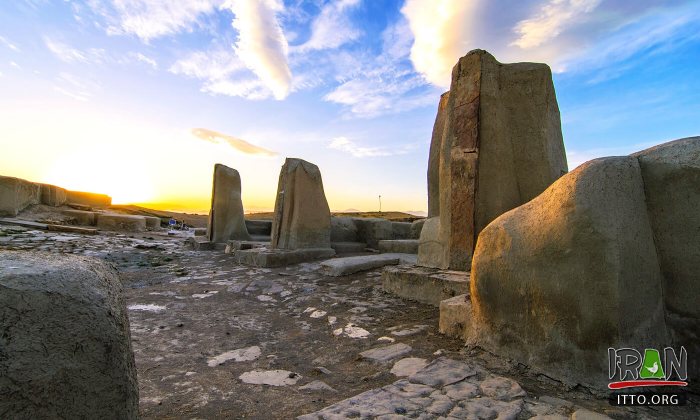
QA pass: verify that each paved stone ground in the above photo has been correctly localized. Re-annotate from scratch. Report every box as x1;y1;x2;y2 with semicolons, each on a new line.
1;224;698;419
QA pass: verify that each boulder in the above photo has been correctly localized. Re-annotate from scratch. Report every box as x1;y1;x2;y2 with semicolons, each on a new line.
39;183;67;206
0;251;139;418
632;137;700;381
207;164;251;243
62;209;97;226
96;214;147;232
470;157;668;388
65;190;112;208
0;175;40;216
418;50;567;270
331;217;358;242
271;158;331;250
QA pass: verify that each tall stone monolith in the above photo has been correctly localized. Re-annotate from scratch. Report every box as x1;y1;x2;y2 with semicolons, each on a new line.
271;158;331;250
207;164;251;243
418;49;568;271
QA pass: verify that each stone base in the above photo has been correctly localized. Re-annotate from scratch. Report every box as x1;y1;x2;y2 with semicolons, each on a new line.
225;240;268;253
320;254;415;277
439;294;472;340
233;248;335;268
378;239;419;254
187;237;227;251
382;265;470;307
331;241;367;254
62;209;97;226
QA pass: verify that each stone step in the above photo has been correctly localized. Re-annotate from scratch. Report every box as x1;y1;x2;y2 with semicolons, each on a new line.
378;239;419;254
320;253;416;277
331;241;367;254
439;294;472;340
382;265;470;307
233;248;335;268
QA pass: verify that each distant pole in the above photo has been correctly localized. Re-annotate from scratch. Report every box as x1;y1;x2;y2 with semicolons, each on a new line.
379;195;382;213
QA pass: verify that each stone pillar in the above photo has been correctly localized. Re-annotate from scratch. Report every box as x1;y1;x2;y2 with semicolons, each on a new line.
207;164;251;243
271;158;331;250
0;251;139;418
427;91;450;219
418;49;568;271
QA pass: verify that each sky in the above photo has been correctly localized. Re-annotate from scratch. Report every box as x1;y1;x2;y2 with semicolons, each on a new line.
0;0;698;214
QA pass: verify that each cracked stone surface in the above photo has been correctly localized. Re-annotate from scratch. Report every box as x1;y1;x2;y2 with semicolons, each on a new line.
2;224;698;420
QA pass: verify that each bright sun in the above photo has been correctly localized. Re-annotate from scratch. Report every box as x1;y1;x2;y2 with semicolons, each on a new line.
43;150;155;204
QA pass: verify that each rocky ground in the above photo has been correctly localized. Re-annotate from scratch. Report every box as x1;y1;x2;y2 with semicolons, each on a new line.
1;224;697;419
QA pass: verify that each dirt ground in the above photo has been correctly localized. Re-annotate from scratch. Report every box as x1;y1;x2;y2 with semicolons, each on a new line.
1;224;698;419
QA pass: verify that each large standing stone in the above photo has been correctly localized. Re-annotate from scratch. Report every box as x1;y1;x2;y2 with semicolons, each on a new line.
469;156;668;388
418;50;567;270
207;164;251;243
0;251;139;419
39;183;67;207
271;158;331;249
0;175;40;216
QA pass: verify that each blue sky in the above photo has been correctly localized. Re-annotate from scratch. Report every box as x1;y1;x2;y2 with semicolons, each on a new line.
0;0;698;213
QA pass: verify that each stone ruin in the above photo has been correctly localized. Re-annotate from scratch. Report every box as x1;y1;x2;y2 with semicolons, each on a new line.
270;158;332;251
419;49;568;271
207;164;250;243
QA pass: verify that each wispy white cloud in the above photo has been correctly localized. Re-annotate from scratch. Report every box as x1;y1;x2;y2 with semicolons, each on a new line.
401;0;700;86
322;18;437;118
92;0;223;41
225;0;292;100
44;37;106;64
53;72;101;101
192;128;278;156
170;47;273;99
296;0;362;52
328;136;419;158
511;0;602;49
0;36;20;52
127;52;158;69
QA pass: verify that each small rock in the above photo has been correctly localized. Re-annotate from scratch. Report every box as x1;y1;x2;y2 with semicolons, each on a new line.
360;343;412;363
299;380;337;392
408;357;476;387
570;409;613;420
390;358;428;377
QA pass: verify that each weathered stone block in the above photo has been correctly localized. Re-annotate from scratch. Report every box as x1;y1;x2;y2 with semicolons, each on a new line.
96;214;147;232
0;175;40;216
207;164;250;243
439;294;471;340
234;247;335;268
62;209;97;226
382;265;470;307
378;239;419;254
353;217;392;248
331;241;366;254
0;251;139;419
418;50;567;270
39;183;67;207
410;219;425;239
331;217;358;242
65;190;112;208
271;159;331;249
320;254;413;277
390;222;412;239
245;219;272;236
144;216;161;229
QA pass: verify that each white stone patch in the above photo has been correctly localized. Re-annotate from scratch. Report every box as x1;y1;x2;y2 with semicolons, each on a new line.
149;291;177;297
207;346;262;367
192;291;218;299
128;304;166;312
309;310;327;318
377;336;396;343
333;323;370;339
257;295;277;302
390;357;429;377
239;369;302;386
390;325;429;336
280;290;292;297
303;307;317;313
327;316;337;325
